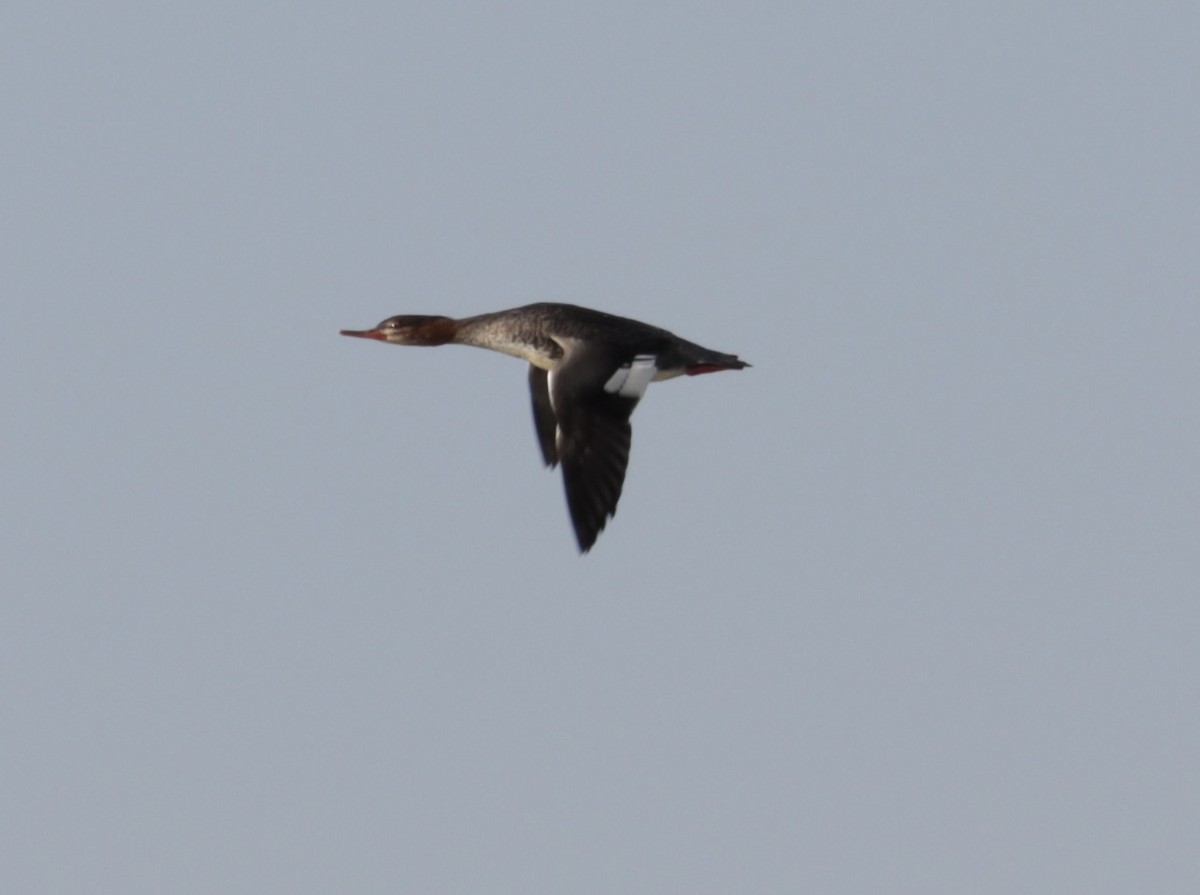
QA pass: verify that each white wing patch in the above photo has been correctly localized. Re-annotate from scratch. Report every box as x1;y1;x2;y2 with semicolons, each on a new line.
603;354;658;399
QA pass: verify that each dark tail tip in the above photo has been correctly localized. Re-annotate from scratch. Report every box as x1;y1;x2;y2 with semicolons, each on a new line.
685;359;750;376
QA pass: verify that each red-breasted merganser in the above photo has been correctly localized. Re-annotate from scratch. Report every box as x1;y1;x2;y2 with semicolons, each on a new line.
340;303;749;552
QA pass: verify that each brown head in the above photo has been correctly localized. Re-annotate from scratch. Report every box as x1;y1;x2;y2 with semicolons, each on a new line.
339;315;457;346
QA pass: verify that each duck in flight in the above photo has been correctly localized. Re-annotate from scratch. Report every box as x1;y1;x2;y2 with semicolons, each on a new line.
340;303;749;552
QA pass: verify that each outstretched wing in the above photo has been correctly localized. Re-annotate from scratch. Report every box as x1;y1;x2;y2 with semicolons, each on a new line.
546;349;657;552
528;365;558;468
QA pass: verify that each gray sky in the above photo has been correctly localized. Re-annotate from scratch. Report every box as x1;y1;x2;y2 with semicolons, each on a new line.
4;2;1198;891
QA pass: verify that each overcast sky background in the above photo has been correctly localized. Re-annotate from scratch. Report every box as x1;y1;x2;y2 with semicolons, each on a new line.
3;2;1198;892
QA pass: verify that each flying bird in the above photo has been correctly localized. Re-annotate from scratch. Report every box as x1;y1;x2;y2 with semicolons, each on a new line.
340;303;749;552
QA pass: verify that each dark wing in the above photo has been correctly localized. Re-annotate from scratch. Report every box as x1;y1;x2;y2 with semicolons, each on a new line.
549;348;654;552
558;400;633;552
528;365;559;467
